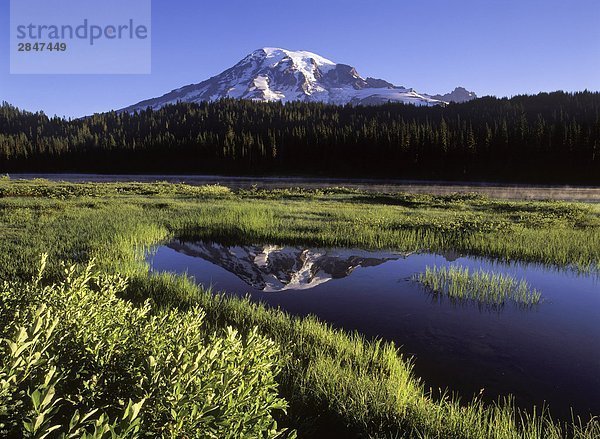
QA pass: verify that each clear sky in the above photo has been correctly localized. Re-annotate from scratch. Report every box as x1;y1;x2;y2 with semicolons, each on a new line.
1;0;599;118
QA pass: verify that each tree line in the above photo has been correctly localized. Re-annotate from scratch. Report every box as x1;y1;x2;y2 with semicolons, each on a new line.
1;91;599;183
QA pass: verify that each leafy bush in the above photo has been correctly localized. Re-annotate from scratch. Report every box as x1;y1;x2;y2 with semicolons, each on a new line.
0;256;290;438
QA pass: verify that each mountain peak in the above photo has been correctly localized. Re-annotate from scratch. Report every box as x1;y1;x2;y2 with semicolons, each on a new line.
121;48;476;112
432;86;478;103
258;47;335;64
260;46;284;54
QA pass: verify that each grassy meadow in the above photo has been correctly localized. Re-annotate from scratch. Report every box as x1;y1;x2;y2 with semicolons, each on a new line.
0;178;599;438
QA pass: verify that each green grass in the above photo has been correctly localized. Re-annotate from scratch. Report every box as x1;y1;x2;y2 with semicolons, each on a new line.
415;265;543;307
1;179;599;276
0;179;598;438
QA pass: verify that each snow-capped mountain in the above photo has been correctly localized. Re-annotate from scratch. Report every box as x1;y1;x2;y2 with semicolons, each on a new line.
122;48;476;112
167;240;407;292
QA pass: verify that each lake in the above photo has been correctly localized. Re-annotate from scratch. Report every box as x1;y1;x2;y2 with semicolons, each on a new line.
147;240;600;421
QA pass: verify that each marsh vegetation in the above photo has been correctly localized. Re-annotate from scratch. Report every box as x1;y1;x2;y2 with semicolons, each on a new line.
0;179;598;438
415;265;542;307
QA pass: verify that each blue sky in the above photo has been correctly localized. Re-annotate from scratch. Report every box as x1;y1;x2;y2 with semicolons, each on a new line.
1;0;599;118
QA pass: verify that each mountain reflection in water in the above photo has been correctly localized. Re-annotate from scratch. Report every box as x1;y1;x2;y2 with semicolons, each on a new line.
168;240;409;292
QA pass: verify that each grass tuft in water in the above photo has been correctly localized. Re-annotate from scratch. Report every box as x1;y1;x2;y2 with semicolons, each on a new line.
415;265;543;307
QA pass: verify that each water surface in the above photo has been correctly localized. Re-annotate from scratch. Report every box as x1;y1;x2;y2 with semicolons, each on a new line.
147;240;600;420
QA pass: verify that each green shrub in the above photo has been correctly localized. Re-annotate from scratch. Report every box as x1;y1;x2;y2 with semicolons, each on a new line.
0;256;290;438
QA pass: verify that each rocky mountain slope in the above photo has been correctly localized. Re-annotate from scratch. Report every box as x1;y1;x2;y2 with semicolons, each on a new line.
122;48;476;112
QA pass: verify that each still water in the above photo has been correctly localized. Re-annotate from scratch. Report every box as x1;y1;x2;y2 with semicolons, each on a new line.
147;240;600;420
